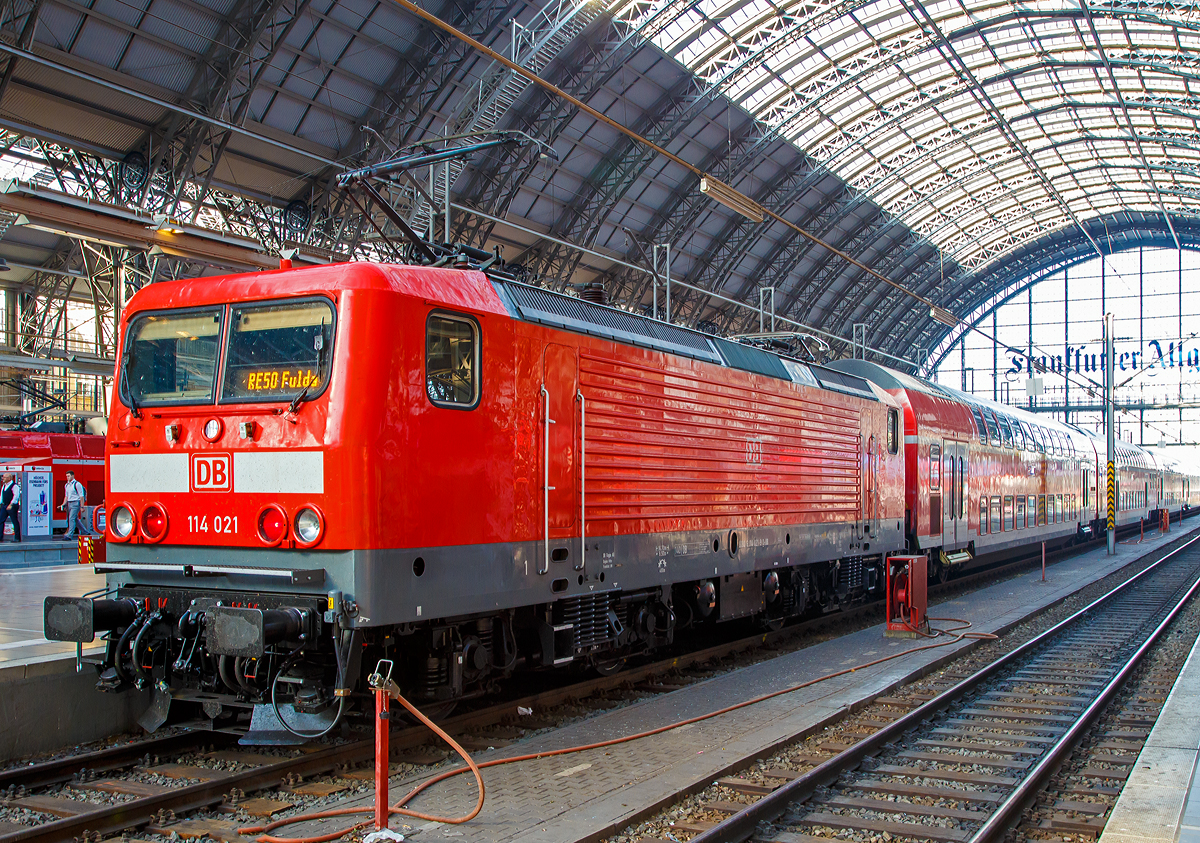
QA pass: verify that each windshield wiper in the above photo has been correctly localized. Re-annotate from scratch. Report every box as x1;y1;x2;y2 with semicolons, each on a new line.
286;385;310;416
285;326;328;418
120;353;140;415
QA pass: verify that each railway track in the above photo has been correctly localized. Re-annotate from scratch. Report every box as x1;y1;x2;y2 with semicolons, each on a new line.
652;532;1200;843
0;520;1188;843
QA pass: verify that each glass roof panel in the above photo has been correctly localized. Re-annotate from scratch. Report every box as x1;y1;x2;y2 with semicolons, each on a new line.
620;0;1200;272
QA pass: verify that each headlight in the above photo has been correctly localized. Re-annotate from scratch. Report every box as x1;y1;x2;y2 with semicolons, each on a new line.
294;507;323;546
111;505;135;539
257;505;288;546
140;503;168;542
202;418;223;441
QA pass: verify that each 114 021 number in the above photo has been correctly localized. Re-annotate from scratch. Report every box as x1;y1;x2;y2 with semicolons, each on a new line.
187;515;239;534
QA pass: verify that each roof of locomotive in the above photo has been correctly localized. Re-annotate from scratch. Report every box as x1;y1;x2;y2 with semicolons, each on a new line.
122;261;511;319
127;261;887;406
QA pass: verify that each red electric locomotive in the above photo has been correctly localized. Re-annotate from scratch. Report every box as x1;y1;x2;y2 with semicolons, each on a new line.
45;262;909;738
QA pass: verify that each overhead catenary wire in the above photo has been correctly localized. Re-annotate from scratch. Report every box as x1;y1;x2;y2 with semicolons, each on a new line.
383;0;1169;435
384;0;949;319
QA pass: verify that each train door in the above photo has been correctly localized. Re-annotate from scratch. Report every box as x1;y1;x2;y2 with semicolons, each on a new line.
929;443;943;540
865;435;879;538
944;440;967;546
541;344;580;573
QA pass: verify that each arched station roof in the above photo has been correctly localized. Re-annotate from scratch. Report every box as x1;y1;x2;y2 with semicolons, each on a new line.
0;0;1195;370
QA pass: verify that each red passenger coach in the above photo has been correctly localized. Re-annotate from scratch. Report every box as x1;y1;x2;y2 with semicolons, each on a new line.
831;359;1197;580
44;261;911;738
0;430;104;534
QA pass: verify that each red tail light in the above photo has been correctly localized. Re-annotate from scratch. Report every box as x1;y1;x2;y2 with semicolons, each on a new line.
257;505;288;546
140;503;168;542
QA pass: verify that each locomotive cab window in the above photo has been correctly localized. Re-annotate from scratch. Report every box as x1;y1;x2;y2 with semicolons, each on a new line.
222;299;334;402
886;409;899;454
122;309;222;406
426;313;480;408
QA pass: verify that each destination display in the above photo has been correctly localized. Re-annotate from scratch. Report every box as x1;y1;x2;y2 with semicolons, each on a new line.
240;367;321;393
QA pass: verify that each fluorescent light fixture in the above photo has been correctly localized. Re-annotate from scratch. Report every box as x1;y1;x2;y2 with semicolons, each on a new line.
699;175;765;223
153;214;184;234
12;214;129;248
930;306;960;327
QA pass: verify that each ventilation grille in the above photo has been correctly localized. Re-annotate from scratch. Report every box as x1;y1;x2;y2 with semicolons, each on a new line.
502;282;722;364
813;366;876;399
554;592;614;654
712;338;791;380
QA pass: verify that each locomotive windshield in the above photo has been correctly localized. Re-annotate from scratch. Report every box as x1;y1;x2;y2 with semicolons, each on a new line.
120;299;334;407
123;309;222;406
222;300;334;402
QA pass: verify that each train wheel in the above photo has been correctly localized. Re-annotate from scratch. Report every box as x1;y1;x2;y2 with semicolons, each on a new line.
757;615;785;632
592;656;626;677
930;559;949;584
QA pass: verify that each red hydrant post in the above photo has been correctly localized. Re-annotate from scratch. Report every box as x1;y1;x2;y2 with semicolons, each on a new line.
1041;542;1046;582
375;685;389;829
369;661;395;831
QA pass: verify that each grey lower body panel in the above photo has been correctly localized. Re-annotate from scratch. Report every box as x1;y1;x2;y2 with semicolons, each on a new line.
106;519;905;629
354;520;904;627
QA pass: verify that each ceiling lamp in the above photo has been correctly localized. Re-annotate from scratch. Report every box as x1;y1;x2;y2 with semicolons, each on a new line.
699;175;765;223
930;306;959;327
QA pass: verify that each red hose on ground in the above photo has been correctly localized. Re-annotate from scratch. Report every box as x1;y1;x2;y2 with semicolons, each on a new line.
241;681;485;842
241;617;995;843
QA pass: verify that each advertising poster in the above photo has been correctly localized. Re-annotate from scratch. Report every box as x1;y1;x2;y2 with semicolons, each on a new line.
23;470;50;537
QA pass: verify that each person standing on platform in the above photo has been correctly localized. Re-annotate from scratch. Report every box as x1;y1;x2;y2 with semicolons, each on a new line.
61;471;93;538
1;474;20;542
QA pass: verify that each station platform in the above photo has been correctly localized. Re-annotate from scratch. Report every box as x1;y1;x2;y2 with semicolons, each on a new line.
1100;608;1200;843
285;527;1195;843
0;562;104;669
0;562;147;760
0;537;86;569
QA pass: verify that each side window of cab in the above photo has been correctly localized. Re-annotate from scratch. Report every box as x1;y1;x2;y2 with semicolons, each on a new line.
425;312;481;409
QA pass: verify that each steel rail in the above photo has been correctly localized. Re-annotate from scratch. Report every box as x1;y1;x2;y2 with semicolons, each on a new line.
5;519;1191;843
0;731;215;790
969;542;1200;841
691;530;1200;843
0;742;372;843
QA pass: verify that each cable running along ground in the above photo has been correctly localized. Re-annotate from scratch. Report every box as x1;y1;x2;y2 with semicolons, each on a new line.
240;617;995;843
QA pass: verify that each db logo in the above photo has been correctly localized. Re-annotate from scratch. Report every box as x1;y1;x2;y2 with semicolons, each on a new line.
190;453;232;492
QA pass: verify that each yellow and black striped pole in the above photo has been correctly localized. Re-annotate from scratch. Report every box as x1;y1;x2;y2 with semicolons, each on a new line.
1105;313;1116;554
1106;461;1116;535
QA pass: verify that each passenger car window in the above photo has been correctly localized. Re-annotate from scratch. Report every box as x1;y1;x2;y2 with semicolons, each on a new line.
426;313;480;407
984;412;1000;447
222;299;334;402
970;407;987;444
123;309;222;406
998;416;1013;449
